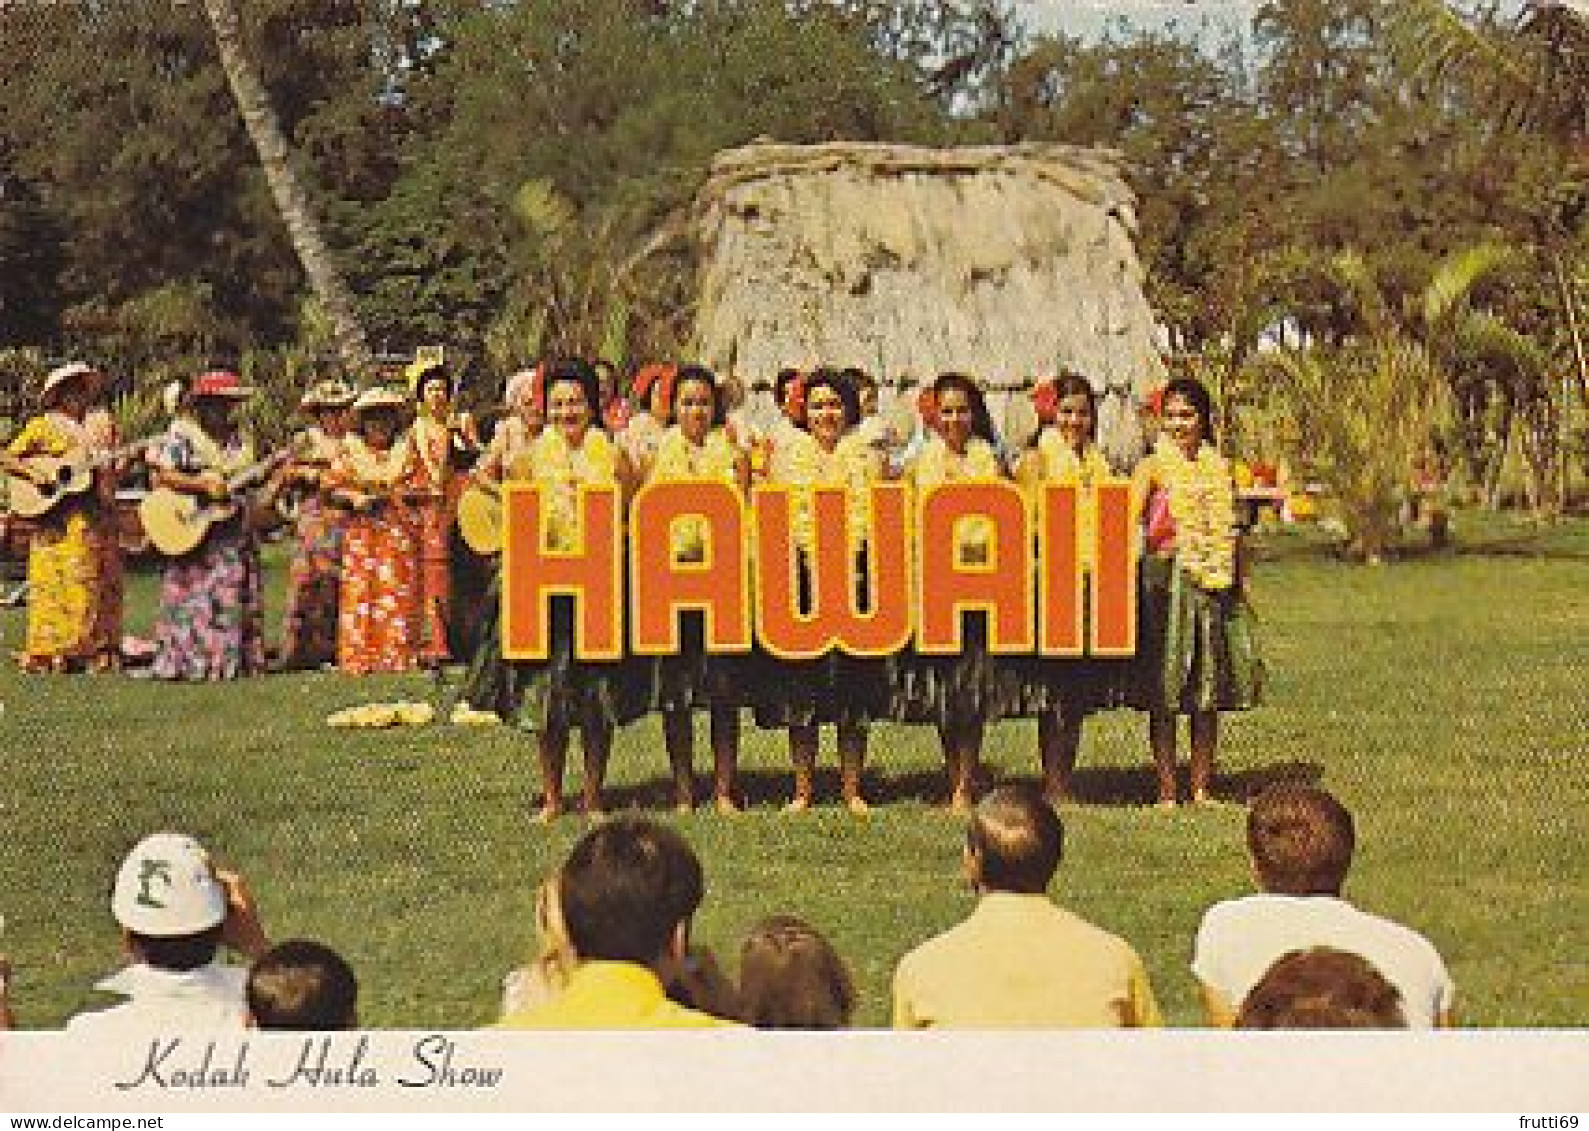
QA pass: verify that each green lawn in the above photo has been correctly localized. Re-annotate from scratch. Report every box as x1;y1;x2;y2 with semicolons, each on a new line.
1;512;1586;1029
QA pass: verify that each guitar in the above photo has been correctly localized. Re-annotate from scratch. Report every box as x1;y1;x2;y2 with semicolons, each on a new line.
455;480;503;555
7;437;155;520
139;449;294;556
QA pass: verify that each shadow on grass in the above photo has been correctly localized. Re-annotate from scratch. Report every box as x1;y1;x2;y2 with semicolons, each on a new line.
594;759;1328;814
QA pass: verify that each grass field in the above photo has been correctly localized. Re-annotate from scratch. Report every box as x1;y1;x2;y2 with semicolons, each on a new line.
1;511;1586;1030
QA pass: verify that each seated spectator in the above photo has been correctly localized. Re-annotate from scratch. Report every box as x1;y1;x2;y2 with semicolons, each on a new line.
500;876;577;1018
247;940;358;1030
1193;784;1456;1028
66;832;270;1033
1236;947;1407;1029
738;914;855;1030
892;784;1161;1028
495;818;737;1029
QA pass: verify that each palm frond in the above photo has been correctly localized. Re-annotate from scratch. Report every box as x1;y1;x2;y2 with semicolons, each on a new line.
1423;243;1517;327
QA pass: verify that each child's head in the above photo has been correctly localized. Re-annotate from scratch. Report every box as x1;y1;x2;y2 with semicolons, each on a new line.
1237;947;1406;1029
737;915;855;1030
247;940;358;1030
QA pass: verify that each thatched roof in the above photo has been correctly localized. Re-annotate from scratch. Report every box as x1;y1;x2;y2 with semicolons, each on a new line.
690;141;1166;458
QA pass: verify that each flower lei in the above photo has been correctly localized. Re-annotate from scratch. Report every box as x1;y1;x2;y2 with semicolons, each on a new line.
1153;437;1236;591
784;430;877;555
1037;429;1111;570
531;427;618;550
912;435;1002;558
650;425;741;559
170;415;255;478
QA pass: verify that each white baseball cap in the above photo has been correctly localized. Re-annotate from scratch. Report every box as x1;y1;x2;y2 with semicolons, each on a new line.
111;833;228;937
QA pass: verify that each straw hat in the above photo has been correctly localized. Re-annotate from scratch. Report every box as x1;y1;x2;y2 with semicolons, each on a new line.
299;379;358;410
40;362;100;404
352;386;408;414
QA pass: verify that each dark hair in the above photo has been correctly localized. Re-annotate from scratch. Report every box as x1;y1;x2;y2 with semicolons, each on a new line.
967;784;1064;895
840;366;877;396
932;372;997;446
667;364;727;427
247;939;359;1030
801;367;862;431
1051;371;1098;441
544;358;602;418
1236;947;1406;1029
774;368;802;409
1246;784;1355;896
737;915;856;1030
558;819;704;965
128;926;223;973
1162;376;1216;444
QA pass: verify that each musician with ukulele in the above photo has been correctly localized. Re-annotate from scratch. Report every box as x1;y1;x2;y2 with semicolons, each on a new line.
328;386;426;674
0;362;123;674
147;370;269;681
275;379;357;670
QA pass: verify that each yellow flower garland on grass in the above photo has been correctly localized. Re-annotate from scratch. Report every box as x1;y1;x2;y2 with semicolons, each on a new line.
1154;437;1237;592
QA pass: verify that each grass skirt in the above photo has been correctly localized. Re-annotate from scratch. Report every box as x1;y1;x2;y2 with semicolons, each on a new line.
654;610;748;714
460;577;651;733
890;611;1026;726
1130;554;1262;715
748;551;891;729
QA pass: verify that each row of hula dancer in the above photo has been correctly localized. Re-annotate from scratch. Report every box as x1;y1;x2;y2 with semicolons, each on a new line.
0;356;1262;819
452;359;1262;820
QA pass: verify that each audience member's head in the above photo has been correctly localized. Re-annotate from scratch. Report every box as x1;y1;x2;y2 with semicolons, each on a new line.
1246;784;1355;896
111;833;229;972
558;819;704;967
965;785;1065;896
1236;947;1407;1029
247;940;359;1030
737;915;856;1030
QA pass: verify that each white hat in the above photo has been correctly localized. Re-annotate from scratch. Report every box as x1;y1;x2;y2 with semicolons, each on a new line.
111;833;228;937
40;362;100;402
352;386;408;414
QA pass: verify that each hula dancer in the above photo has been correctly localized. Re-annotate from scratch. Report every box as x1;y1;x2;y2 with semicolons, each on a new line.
1129;376;1262;808
754;368;888;815
642;365;751;814
0;363;121;674
276;379;356;670
454;367;544;724
897;372;1018;812
520;360;644;821
407;358;479;663
329;387;423;674
1015;373;1125;805
147;371;266;681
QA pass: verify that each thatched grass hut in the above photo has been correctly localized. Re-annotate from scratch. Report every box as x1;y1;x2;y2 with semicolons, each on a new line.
690;141;1166;462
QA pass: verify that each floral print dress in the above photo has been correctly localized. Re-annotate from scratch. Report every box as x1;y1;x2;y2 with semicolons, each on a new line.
149;419;265;681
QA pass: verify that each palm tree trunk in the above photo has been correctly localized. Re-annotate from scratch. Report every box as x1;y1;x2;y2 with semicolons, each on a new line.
200;0;372;373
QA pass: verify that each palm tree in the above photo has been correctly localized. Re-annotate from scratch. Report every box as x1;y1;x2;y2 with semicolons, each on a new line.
199;0;373;374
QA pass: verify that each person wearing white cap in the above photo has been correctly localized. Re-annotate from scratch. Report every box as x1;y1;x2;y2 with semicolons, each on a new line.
148;369;268;681
0;362;122;674
65;833;270;1034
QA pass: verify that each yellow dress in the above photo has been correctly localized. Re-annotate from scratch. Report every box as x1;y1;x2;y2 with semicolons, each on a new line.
6;414;105;661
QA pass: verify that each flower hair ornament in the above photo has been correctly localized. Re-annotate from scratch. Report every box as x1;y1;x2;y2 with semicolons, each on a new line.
783;373;808;424
1031;377;1059;425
